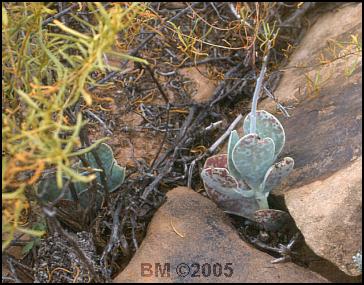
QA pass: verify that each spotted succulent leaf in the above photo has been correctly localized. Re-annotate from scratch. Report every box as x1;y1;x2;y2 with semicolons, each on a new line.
232;133;275;189
201;168;240;196
204;154;228;169
254;209;291;232
201;110;294;225
203;154;250;191
213;192;260;221
227;130;243;180
201;168;259;220
261;157;294;195
244;110;285;159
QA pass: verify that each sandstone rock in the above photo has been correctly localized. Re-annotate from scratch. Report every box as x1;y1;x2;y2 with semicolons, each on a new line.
286;158;362;276
114;187;328;283
259;4;362;191
213;5;362;279
259;3;362;114
253;3;362;278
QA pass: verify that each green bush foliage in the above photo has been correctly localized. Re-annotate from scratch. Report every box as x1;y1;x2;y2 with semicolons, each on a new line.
2;2;146;251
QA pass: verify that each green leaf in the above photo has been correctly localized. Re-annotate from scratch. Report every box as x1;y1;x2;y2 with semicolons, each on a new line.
37;175;73;202
2;6;8;27
227;130;243;181
243;110;285;159
260;157;294;195
201;168;259;220
17;227;45;237
232;133;275;189
107;163;125;192
84;143;114;171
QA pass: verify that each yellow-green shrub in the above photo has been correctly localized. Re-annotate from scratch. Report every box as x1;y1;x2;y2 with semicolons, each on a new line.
2;2;147;251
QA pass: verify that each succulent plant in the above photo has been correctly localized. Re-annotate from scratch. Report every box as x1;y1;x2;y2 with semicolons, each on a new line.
37;143;125;209
201;110;294;228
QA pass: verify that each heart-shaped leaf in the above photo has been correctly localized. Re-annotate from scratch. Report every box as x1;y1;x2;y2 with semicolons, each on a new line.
232;133;275;189
76;148;125;194
227;130;244;181
243;110;285;159
108;162;125;192
261;157;294;195
84;143;114;172
254;209;290;232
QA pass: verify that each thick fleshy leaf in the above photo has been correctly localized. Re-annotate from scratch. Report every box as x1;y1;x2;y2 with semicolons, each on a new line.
72;179;88;195
204;154;228;169
108;162;125;192
254;209;290;232
37;144;125;208
202;168;259;220
243;110;285;158
254;192;269;210
232;133;275;189
201;168;240;196
84;143;114;172
204;154;250;191
214;194;260;221
227;130;244;180
37;175;73;203
76;158;125;194
261;157;294;195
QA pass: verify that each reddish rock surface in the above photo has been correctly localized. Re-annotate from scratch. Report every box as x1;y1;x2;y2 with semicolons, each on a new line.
114;187;328;283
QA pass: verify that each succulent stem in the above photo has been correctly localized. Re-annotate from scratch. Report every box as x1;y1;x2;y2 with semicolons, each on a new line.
255;192;269;209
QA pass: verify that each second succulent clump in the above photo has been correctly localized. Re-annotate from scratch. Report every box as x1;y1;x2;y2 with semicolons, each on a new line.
37;143;125;209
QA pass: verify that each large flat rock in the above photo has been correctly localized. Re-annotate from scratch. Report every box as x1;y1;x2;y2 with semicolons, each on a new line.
259;3;362;191
256;3;362;277
114;187;328;283
286;158;362;276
